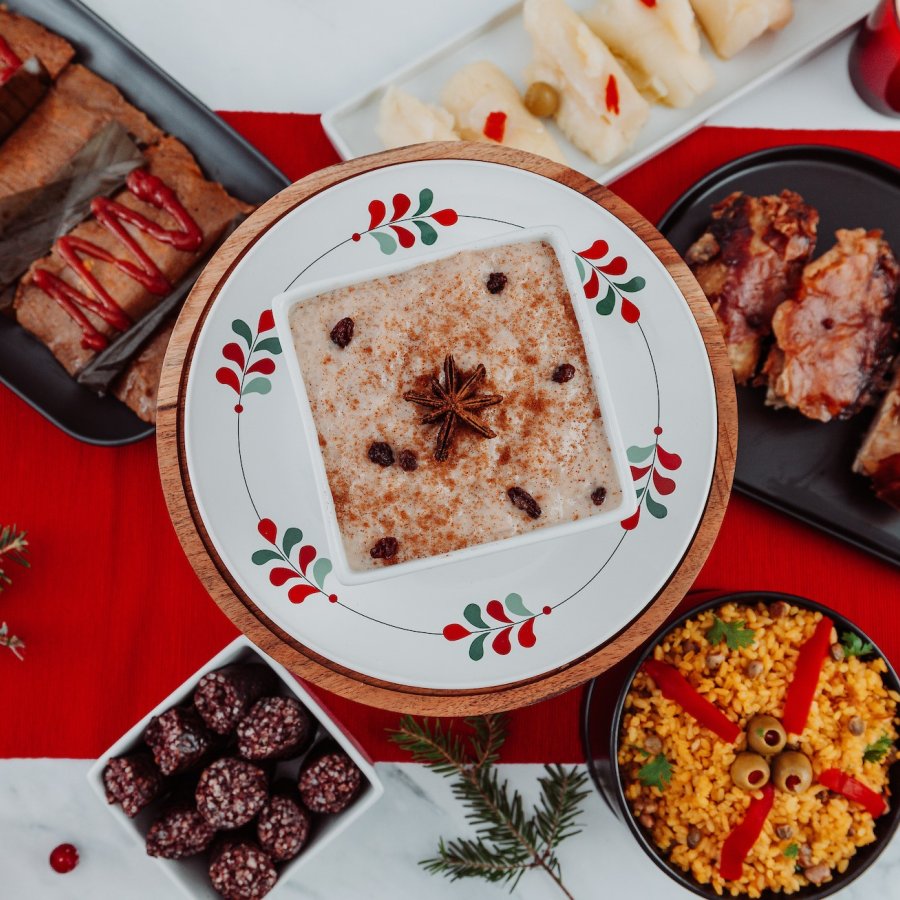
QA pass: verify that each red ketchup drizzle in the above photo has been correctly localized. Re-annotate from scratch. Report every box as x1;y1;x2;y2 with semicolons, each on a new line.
605;74;620;115
33;168;203;351
0;35;23;85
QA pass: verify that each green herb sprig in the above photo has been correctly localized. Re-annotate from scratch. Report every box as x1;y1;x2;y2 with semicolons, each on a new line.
784;843;799;859
706;616;755;651
637;753;673;792
389;715;588;898
863;734;893;764
840;631;875;659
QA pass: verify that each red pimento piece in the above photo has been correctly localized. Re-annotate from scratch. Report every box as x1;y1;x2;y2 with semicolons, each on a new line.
781;616;834;735
605;74;620;115
0;36;22;85
639;0;657;6
818;769;888;818
49;843;79;874
641;659;741;743
483;111;507;143
719;783;775;881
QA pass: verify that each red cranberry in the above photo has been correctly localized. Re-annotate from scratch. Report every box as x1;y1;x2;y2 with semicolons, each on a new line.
367;441;394;467
552;363;576;383
486;272;507;294
50;843;79;874
330;317;354;348
370;537;399;559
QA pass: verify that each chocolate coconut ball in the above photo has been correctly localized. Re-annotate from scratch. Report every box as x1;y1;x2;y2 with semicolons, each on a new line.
196;757;268;830
146;802;216;859
194;664;278;736
209;838;277;900
237;696;315;761
298;748;362;814
256;794;311;862
144;706;212;775
102;753;164;818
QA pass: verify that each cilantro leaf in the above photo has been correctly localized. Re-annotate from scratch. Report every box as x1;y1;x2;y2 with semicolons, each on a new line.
784;843;799;859
706;616;755;651
628;743;651;759
841;631;875;659
863;734;893;764
637;753;673;791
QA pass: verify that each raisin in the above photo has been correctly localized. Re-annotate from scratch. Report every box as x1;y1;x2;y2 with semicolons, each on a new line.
370;537;398;559
398;449;418;471
486;272;507;294
367;441;394;467
507;486;541;519
822;317;834;330
552;363;576;383
591;486;607;507
330;317;354;348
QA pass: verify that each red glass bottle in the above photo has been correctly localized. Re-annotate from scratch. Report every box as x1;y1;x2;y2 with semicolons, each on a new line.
849;0;900;116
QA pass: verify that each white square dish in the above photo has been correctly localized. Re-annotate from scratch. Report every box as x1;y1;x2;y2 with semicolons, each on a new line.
86;636;383;899
272;225;635;586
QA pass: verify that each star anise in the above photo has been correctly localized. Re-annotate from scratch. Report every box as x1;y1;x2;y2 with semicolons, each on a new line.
403;354;503;461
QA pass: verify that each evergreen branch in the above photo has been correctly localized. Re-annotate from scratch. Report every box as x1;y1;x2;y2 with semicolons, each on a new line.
0;524;29;590
533;765;591;864
422;836;532;885
0;622;25;660
390;715;583;899
388;716;471;777
467;713;506;770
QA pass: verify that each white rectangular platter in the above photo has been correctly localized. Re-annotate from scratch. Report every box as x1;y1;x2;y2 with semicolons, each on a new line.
323;0;872;182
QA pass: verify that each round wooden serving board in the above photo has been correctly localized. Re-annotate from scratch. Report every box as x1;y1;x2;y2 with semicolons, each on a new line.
157;142;737;715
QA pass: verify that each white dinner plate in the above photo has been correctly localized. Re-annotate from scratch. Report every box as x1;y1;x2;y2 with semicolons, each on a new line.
184;157;716;690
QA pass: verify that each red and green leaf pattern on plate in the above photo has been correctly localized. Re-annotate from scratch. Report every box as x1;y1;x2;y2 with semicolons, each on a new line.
215;310;282;413
352;188;458;254
443;592;550;661
574;240;646;323
252;518;336;604
622;427;682;530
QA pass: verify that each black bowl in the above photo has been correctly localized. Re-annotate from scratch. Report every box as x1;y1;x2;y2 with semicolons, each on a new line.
582;591;900;899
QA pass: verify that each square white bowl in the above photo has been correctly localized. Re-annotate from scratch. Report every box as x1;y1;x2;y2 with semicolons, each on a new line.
272;225;636;585
86;636;383;899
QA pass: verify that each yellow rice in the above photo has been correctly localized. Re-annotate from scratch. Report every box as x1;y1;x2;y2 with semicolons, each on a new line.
619;601;899;897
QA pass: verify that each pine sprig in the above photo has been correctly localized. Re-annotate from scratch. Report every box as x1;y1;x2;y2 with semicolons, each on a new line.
389;715;586;898
0;525;29;590
0;525;30;661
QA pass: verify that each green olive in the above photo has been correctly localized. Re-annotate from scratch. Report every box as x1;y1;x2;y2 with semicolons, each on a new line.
747;715;787;756
772;751;813;794
730;752;771;792
524;81;560;118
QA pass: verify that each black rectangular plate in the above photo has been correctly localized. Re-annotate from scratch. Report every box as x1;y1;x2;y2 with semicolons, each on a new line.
0;0;289;446
659;145;900;567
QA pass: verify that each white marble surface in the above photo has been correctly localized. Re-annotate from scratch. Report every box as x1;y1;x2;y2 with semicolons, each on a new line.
80;0;900;131
1;760;897;899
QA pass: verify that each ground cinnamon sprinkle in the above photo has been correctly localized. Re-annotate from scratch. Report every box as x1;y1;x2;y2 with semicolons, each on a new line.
289;241;622;570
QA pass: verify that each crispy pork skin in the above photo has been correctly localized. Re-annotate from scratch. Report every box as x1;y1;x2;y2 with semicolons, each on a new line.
854;366;900;509
686;190;818;384
764;228;899;422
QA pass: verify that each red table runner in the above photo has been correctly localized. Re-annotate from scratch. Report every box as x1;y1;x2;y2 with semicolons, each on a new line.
2;118;898;764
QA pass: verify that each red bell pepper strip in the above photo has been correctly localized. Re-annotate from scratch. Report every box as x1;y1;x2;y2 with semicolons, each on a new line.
781;616;834;735
719;782;775;881
642;659;741;743
818;769;887;818
483;111;507;143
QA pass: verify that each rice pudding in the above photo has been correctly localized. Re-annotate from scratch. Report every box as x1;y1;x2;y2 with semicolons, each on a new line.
288;239;623;571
